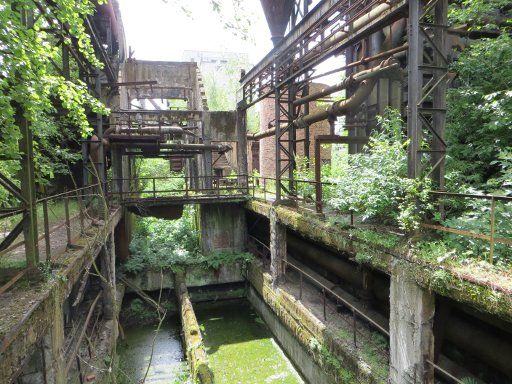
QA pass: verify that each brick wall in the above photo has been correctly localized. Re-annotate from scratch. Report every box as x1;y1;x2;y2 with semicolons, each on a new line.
256;83;332;178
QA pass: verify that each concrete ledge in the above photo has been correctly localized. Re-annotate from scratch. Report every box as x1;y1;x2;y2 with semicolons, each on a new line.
0;208;122;384
246;200;512;322
246;262;382;384
123;263;244;292
175;272;214;384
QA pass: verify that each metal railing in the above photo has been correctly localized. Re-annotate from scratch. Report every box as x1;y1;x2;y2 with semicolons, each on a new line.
248;235;468;384
425;191;512;264
248;175;512;264
109;174;250;202
0;184;104;294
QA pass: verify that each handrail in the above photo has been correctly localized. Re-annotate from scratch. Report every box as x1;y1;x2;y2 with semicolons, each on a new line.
247;175;511;264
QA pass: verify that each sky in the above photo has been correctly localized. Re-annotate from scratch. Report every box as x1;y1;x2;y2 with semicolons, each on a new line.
117;0;273;67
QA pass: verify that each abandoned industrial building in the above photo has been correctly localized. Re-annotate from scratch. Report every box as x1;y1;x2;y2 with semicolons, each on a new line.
1;0;511;383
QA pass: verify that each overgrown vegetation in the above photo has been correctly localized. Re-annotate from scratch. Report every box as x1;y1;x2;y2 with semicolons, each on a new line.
321;108;432;231
0;0;109;204
124;206;253;273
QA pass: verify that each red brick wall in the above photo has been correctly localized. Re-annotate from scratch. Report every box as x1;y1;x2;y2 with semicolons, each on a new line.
257;83;332;178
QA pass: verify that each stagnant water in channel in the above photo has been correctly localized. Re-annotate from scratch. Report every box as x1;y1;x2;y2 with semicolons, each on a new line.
117;314;190;383
117;299;304;383
195;299;304;384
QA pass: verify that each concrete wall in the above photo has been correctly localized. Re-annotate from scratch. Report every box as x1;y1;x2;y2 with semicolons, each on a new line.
123;263;245;292
248;286;333;384
199;203;247;254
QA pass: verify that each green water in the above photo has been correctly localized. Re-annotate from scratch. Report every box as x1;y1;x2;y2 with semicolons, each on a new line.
195;300;305;384
117;315;190;384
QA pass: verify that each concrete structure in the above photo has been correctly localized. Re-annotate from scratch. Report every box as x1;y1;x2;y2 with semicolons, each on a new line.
270;207;286;286
389;265;435;384
199;203;246;254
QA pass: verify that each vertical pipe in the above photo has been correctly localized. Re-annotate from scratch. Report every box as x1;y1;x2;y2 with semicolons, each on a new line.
274;85;282;202
236;105;249;189
16;6;39;267
315;139;322;213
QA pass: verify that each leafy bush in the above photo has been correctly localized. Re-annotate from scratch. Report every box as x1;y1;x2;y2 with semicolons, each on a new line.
440;197;512;265
202;250;254;270
446;33;512;187
124;206;200;273
326;108;431;231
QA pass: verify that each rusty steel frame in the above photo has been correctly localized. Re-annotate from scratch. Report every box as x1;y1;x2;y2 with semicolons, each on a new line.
239;0;449;216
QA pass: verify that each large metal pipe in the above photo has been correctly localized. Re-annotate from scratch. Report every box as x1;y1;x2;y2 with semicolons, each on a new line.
247;61;400;141
296;78;377;127
116;142;232;152
302;1;392;65
293;60;401;106
104;126;194;138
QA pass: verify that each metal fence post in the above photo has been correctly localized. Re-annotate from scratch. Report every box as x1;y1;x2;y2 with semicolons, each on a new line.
489;197;496;264
64;192;71;248
42;200;51;261
323;288;327;321
299;271;303;300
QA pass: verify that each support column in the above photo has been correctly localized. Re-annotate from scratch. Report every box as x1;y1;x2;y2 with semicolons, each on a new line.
270;208;286;287
199;203;246;254
50;290;66;384
390;264;435;384
100;232;116;320
236;104;249;189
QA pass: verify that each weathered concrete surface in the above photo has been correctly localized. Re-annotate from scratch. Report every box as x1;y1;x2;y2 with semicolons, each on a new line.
0;208;122;384
123;263;244;292
199;203;247;253
175;272;214;384
389;264;435;384
207;111;237;141
246;262;381;384
270;207;286;287
246;199;512;322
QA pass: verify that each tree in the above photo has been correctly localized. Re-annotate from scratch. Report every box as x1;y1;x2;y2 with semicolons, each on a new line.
446;33;512;188
0;0;109;200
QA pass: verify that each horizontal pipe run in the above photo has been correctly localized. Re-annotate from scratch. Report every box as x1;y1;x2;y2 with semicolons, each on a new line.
113;142;232;152
294;61;401;106
296;78;377;127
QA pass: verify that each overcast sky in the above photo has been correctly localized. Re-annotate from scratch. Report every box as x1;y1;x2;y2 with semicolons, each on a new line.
117;0;273;67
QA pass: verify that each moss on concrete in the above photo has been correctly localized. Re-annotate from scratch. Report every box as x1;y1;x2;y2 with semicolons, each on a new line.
246;201;512;322
246;262;385;384
174;272;214;384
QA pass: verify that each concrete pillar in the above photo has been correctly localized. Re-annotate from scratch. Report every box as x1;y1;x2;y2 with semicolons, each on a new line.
390;264;435;384
199;203;247;254
50;290;66;384
100;232;116;320
270;208;286;287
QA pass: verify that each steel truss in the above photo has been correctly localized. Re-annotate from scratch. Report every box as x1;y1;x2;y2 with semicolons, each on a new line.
407;0;449;189
240;0;449;204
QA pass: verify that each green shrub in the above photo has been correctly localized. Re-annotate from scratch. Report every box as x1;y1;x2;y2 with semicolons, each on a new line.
327;108;431;231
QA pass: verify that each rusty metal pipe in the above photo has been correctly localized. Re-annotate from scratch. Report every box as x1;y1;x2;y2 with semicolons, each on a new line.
118;142;232;152
302;1;392;65
104;126;194;137
296;78;377;127
293;61;401;106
